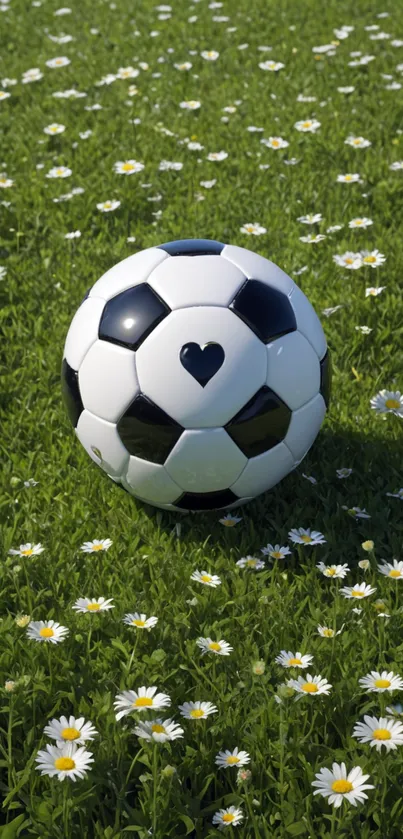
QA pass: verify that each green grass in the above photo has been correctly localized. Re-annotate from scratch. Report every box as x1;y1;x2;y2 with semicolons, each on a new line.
1;0;403;835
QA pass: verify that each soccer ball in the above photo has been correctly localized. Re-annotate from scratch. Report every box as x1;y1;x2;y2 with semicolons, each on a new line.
61;238;331;513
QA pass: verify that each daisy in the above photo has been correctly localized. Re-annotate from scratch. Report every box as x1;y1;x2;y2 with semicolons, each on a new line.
353;715;403;751
215;747;251;769
359;671;403;693
326;224;344;233
365;286;386;297
178;701;218;719
72;597;114;613
22;68;43;83
0;175;13;187
207;150;228;161
288;527;326;546
337;173;361;183
35;742;94;781
312;762;374;808
212;805;244;830
122;612;158;629
349;217;373;228
196;637;233;656
259;60;284;71
260;137;289;149
26;620;69;644
261;543;292;560
80;538;113;553
287;674;332;698
116;66;139;79
0;90;11;100
174;62;192;71
338;86;355;93
179;100;201;109
236;555;266;570
370;390;403;417
113;160;144;175
294;119;321;132
355;326;372;334
358;559;370;571
44;123;65;135
46;56;71;68
97;199;121;212
378;559;403;579
134;718;184;742
386;488;403;499
386;703;403;717
64;230;81;239
342;506;371;519
201;50;219;60
219;513;242;526
361;249;386;267
8;542;45;557
297;213;323;224
345;136;371;148
275;650;313;668
323;305;343;317
114;686;171;721
240;222;267;235
390;161;403;170
190;570;222;587
43;715;98;747
46;166;72;178
340;582;376;599
316;562;349;579
333;251;362;268
300;233;326;243
317;625;344;638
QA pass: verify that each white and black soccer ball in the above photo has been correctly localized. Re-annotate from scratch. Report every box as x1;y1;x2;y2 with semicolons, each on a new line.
61;239;331;513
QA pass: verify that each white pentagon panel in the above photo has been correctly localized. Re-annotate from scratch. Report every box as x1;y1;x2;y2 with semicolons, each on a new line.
75;410;129;477
283;394;326;462
266;331;321;411
147;255;246;309
63;297;106;371
124;456;183;504
135;307;268;428
89;246;169;301
288;286;327;359
79;340;140;423
165;428;247;492
230;441;295;498
221;244;295;296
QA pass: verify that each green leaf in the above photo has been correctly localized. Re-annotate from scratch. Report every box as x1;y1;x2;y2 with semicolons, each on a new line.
285;821;308;836
178;815;195;835
0;814;26;838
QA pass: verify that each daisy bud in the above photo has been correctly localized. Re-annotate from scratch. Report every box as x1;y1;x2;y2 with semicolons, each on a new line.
4;681;16;692
252;660;265;675
358;559;370;571
15;614;30;627
161;764;177;779
373;600;386;612
237;768;252;784
362;540;374;552
10;476;20;487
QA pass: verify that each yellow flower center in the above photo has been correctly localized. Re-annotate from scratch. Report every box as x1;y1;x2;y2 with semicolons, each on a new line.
133;697;153;707
87;603;101;611
353;138;361;144
201;575;212;582
389;569;402;577
272;140;280;147
247;559;257;566
132;619;146;626
61;727;80;740
226;756;240;764
209;642;221;651
363;255;376;263
300;535;313;542
122;163;135;171
322;629;334;637
56;59;63;64
190;709;205;718
272;551;283;559
375;679;391;688
331;779;353;794
22;548;34;555
355;220;363;225
301;682;318;693
91;544;104;550
385;399;400;410
40;628;54;637
302;121;312;128
326;568;336;575
151;724;165;733
222;519;235;526
288;658;303;666
351;590;365;596
345;258;353;264
373;728;391;740
344;175;353;181
104;202;112;208
223;814;235;823
54;757;75;770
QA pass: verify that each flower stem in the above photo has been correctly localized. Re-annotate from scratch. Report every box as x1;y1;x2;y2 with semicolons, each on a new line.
152;744;159;836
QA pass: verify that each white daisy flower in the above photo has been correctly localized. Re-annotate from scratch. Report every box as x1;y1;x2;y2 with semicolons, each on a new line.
386;488;403;499
340;582;376;599
300;233;326;243
275;650;314;668
333;251;362;268
355;326;372;334
316;562;349;579
43;715;98;747
0;90;11;100
259;60;285;71
201;50;219;60
360;249;386;267
261;543;292;560
116;66;139;79
294;119;321;132
336;467;353;478
122;613;158;629
80;538;113;553
317;625;344;638
359;671;403;693
342;506;371;519
337;173;361;183
390;161;403;170
370;389;403;417
215;747;251;768
35;742;94;781
345;136;371;148
8;542;45;557
178;701;218;719
97;199;121;212
219;513;242;526
0;175;13;187
179;99;201;109
212;805;244;829
207;150;228;161
348;217;373;228
174;62;192;71
72;597;114;613
288;527;326;546
378;559;403;579
113;159;144;175
22;68;43;83
338;86;355;93
190;570;222;587
312;762;374;808
365;286;386;297
240;222;267;235
260;136;289;149
26;620;69;644
114;686;171;720
297;213;323;224
326;224;344;233
46;166;72;178
133;717;184;742
44;123;65;135
286;673;332;698
236;555;266;570
196;637;233;655
46;56;71;68
352;715;403;751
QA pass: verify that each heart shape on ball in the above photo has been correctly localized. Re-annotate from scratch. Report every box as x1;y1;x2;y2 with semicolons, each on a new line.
180;342;225;387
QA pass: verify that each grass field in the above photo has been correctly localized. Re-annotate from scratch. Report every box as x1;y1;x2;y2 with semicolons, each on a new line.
1;0;403;836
